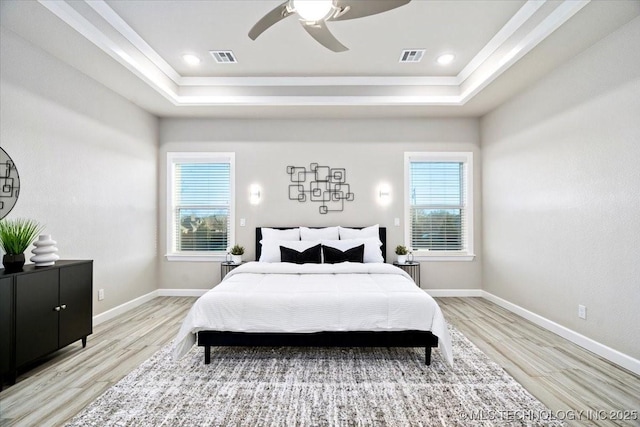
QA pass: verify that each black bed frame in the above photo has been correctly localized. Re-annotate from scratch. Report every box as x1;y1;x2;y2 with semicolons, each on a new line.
197;226;439;365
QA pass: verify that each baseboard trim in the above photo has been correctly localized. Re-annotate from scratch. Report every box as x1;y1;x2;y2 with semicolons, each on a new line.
92;290;159;327
482;291;640;376
424;289;483;297
157;289;208;297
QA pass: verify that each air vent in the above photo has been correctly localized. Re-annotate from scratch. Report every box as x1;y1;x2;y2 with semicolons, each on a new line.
210;50;237;64
399;49;425;63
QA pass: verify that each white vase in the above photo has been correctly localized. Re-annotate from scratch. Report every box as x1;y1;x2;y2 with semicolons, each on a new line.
231;255;242;264
397;255;407;264
30;234;60;267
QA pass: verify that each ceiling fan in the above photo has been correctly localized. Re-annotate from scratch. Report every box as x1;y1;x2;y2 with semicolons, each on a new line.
248;0;412;52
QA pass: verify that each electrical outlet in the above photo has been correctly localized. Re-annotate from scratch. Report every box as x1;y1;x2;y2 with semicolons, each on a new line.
98;289;105;301
394;218;400;226
578;304;586;319
240;218;246;227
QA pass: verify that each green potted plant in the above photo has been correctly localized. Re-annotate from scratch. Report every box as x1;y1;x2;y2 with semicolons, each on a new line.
230;244;245;264
395;245;408;264
0;218;44;272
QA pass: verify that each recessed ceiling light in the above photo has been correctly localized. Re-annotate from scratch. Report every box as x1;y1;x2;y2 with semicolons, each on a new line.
182;54;201;66
437;53;455;65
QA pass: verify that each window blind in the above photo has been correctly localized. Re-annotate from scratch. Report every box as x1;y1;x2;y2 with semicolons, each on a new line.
409;161;466;251
173;162;231;252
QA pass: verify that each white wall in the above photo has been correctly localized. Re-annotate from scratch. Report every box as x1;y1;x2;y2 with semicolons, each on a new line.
481;18;640;359
159;118;482;290
0;28;159;315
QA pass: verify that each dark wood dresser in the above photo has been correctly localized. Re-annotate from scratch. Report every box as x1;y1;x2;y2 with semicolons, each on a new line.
0;260;93;387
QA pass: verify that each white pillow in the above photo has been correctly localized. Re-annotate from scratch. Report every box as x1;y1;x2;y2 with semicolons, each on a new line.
339;224;379;240
259;240;321;262
261;227;300;241
300;226;339;240
321;238;384;263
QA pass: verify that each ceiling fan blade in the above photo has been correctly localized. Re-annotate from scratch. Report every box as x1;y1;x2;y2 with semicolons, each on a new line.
248;1;293;40
302;21;349;52
330;0;411;21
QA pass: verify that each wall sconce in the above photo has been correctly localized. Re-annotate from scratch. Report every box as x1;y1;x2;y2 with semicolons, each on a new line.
249;184;261;205
378;184;391;206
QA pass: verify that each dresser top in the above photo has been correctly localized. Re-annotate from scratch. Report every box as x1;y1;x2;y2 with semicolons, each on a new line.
0;260;92;277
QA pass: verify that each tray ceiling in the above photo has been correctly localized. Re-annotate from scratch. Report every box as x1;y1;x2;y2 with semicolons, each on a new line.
1;0;638;117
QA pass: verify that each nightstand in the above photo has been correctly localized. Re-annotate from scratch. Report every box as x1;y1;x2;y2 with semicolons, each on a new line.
393;261;420;286
221;262;244;279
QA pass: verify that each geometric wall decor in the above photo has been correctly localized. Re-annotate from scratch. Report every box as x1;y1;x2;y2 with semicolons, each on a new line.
0;147;20;220
287;163;354;214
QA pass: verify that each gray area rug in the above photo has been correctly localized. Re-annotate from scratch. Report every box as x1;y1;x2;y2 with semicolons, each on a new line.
66;327;561;426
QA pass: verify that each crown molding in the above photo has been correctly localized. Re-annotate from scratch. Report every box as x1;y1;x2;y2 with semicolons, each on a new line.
459;0;589;104
85;0;182;83
178;76;461;87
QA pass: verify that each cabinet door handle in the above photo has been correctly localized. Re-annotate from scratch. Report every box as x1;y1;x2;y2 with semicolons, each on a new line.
54;306;61;311
61;304;67;310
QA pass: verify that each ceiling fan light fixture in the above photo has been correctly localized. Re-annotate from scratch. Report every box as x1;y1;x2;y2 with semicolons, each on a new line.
248;0;411;52
291;0;334;22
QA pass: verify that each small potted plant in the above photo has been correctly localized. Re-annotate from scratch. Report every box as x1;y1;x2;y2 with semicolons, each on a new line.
395;245;408;264
0;218;44;272
230;244;244;264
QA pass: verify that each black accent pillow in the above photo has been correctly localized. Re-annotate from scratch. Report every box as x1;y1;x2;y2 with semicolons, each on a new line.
280;244;322;264
322;244;365;264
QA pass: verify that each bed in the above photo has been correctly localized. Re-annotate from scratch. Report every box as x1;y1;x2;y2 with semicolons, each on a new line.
173;226;453;366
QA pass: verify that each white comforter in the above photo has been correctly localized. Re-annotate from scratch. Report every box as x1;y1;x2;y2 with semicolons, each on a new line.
173;262;453;366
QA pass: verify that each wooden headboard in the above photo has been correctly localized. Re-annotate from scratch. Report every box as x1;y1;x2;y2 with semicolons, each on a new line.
255;227;387;262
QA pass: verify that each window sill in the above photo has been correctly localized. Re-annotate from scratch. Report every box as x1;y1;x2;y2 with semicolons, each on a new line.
165;254;227;262
413;253;475;262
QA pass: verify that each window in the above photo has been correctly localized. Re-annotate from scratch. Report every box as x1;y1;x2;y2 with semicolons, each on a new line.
404;152;474;260
166;152;235;260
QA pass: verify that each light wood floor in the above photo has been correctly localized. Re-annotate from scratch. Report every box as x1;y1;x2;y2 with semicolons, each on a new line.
0;296;638;426
438;298;640;427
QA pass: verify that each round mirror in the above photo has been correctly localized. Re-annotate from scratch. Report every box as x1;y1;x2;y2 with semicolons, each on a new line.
0;147;20;219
